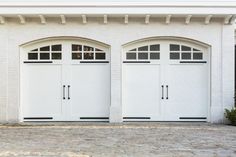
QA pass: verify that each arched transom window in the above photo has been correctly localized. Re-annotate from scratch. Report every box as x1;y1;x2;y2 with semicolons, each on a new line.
72;44;106;60
125;44;160;60
169;44;203;60
25;43;108;62
27;44;62;60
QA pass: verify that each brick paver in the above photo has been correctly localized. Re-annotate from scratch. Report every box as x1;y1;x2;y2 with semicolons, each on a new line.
0;122;235;157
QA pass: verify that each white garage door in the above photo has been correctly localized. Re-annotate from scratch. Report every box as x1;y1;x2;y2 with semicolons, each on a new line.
122;40;209;121
21;40;110;121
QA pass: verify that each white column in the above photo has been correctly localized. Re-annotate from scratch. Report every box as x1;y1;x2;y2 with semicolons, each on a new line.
7;37;20;122
221;25;235;122
211;24;235;123
109;46;123;123
0;26;8;122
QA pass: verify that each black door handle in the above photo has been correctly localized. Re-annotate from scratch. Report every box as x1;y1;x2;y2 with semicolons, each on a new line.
161;85;164;99
63;85;65;100
68;85;70;100
166;85;169;99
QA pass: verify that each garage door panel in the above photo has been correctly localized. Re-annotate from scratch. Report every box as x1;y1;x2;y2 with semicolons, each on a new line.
122;41;209;121
123;64;161;118
165;64;208;120
21;40;110;121
23;64;62;117
70;64;110;119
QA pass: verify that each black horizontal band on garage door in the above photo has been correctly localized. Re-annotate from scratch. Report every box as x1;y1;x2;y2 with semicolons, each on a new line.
179;61;207;64
24;117;53;120
179;117;207;120
80;117;109;120
24;61;53;63
123;61;150;63
80;61;109;63
123;117;151;119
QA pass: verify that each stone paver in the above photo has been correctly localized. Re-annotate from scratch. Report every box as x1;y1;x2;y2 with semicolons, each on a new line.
0;122;235;157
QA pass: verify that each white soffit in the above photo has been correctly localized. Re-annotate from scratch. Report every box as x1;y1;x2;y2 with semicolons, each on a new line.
0;1;235;25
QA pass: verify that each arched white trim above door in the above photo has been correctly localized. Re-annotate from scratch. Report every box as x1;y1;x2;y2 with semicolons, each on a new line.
122;36;211;49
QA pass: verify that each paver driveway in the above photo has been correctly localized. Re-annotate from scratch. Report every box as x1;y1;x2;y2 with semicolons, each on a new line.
0;122;235;157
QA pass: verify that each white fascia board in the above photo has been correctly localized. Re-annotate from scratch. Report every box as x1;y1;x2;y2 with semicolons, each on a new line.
0;7;236;15
0;1;236;7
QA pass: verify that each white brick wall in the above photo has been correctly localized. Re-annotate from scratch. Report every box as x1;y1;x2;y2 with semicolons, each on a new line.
0;17;235;123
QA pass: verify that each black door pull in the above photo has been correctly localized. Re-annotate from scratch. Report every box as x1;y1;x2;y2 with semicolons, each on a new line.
166;85;169;99
161;85;164;99
63;85;65;100
68;85;70;100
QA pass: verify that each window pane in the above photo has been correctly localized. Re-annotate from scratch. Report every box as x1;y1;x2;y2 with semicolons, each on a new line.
95;48;102;51
193;48;200;51
72;53;82;60
84;53;94;59
31;48;38;52
150;45;160;51
193;53;203;60
52;53;61;60
84;46;94;51
126;53;136;60
150;53;160;60
182;53;191;60
181;45;191;51
52;45;62;51
138;46;148;51
138;53;148;60
170;44;180;51
72;44;82;51
170;53;180;60
130;48;137;52
96;53;106;60
40;46;50;51
40;53;50;60
28;53;38;60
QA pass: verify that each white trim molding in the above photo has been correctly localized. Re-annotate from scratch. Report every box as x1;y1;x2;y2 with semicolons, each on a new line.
39;15;46;24
1;1;236;7
166;15;171;24
82;15;87;24
205;15;212;25
185;15;192;25
0;16;5;24
60;15;66;24
124;15;128;24
104;15;108;24
145;15;150;24
17;15;25;24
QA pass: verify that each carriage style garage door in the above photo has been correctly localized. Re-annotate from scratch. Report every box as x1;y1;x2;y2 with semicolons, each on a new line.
21;39;110;121
122;40;209;121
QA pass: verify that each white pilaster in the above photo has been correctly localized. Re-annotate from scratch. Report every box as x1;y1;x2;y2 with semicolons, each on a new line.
221;25;235;122
109;46;123;123
0;26;8;123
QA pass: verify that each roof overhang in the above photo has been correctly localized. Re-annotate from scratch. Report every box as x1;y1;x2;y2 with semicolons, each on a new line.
0;1;235;25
